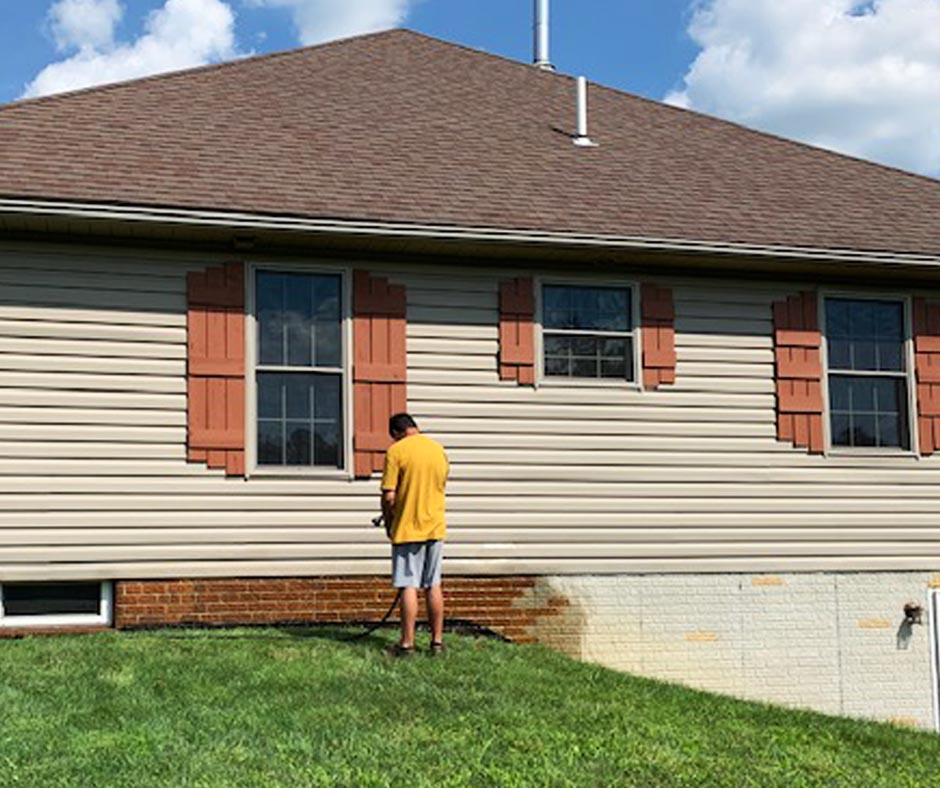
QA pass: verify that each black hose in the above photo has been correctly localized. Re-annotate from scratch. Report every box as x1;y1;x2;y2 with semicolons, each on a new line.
340;588;402;642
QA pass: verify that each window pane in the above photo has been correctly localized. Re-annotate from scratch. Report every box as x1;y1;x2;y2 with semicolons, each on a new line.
285;423;311;465
874;302;903;339
258;272;285;366
851;301;875;338
852;341;876;371
571;358;597;377
543;335;569;357
851;378;875;411
256;373;343;467
256;271;342;369
315;375;342;424
542;285;630;331
257;420;282;464
285;275;313;366
830;413;851;446
851;414;877;447
829;376;851;411
876;342;903;372
2;582;100;617
878;415;900;448
873;377;900;412
827;340;851;369
544;356;569;376
572;336;596;356
285;375;310;420
827;300;850;338
542;286;570;315
826;298;905;373
543;333;633;381
828;374;908;449
622;338;635;381
257;373;283;419
314;422;341;467
314;321;342;368
314;276;341;321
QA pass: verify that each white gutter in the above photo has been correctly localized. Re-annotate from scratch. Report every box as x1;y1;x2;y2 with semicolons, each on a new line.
2;197;940;269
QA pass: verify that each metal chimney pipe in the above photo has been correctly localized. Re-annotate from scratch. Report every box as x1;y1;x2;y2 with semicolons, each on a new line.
534;0;554;71
573;76;598;147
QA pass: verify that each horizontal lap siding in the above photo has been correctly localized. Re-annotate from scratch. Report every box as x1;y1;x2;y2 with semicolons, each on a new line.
2;244;940;580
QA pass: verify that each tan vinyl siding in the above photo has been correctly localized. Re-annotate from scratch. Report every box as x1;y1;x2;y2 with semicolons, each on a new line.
1;242;940;580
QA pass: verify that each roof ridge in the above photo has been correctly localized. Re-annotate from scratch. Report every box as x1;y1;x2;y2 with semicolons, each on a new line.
0;28;416;113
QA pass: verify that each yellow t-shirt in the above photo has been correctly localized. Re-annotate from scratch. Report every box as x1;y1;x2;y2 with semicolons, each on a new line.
380;433;449;545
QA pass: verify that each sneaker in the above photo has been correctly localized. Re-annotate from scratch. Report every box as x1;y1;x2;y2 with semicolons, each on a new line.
428;641;445;656
385;643;415;658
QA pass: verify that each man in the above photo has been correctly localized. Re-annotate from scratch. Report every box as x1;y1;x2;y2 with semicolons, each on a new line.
380;413;449;657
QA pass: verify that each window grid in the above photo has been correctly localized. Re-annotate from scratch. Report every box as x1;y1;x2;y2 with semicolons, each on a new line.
824;297;911;451
255;270;345;469
542;284;636;382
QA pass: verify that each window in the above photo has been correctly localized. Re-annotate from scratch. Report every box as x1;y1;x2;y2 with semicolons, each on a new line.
542;285;635;381
0;582;112;627
825;297;911;450
255;271;344;468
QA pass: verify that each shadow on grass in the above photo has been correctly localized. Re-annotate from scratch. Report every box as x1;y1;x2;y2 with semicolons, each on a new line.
121;619;507;649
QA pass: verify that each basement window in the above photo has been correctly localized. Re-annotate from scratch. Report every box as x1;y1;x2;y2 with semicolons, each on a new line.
0;582;112;628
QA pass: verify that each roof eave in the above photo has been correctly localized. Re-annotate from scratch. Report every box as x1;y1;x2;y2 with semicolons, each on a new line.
2;197;940;271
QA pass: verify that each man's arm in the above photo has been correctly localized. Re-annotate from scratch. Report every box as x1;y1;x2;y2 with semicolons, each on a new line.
381;489;396;539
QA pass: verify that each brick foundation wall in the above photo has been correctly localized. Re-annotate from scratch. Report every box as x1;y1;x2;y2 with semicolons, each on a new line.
114;576;573;643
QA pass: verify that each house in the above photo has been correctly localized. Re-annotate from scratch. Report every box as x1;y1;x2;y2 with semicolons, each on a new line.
2;28;940;728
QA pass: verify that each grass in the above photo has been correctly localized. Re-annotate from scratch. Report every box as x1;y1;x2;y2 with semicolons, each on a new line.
1;627;939;788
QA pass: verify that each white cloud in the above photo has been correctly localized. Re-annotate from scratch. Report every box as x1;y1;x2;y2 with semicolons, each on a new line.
49;0;123;51
247;0;412;45
668;0;940;176
22;0;238;98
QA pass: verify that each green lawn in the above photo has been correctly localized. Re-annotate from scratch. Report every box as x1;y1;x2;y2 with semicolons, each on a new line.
1;628;938;788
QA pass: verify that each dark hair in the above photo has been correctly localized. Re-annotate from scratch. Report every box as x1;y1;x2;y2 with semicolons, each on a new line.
389;413;418;437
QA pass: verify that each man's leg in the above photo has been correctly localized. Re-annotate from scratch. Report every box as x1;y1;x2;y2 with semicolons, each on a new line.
399;587;418;648
425;584;444;644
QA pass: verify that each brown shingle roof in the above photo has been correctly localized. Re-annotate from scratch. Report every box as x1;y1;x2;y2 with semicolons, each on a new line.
1;29;939;256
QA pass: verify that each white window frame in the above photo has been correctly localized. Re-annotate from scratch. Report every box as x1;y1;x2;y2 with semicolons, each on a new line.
819;290;919;457
245;261;354;478
0;581;112;628
535;275;643;390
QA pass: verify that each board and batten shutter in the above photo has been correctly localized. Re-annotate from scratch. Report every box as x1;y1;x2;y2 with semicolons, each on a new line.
772;291;824;454
353;271;407;478
913;298;940;456
641;284;676;390
187;262;246;476
499;277;535;385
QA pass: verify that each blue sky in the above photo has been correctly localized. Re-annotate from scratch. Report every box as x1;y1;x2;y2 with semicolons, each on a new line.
0;1;697;105
3;1;940;177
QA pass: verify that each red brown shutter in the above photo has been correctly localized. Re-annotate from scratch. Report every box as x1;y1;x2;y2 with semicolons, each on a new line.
772;291;824;454
187;262;246;476
353;271;407;478
913;298;940;455
641;284;676;390
499;277;535;385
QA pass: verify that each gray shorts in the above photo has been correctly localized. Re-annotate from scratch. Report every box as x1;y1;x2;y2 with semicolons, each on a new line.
391;540;443;589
